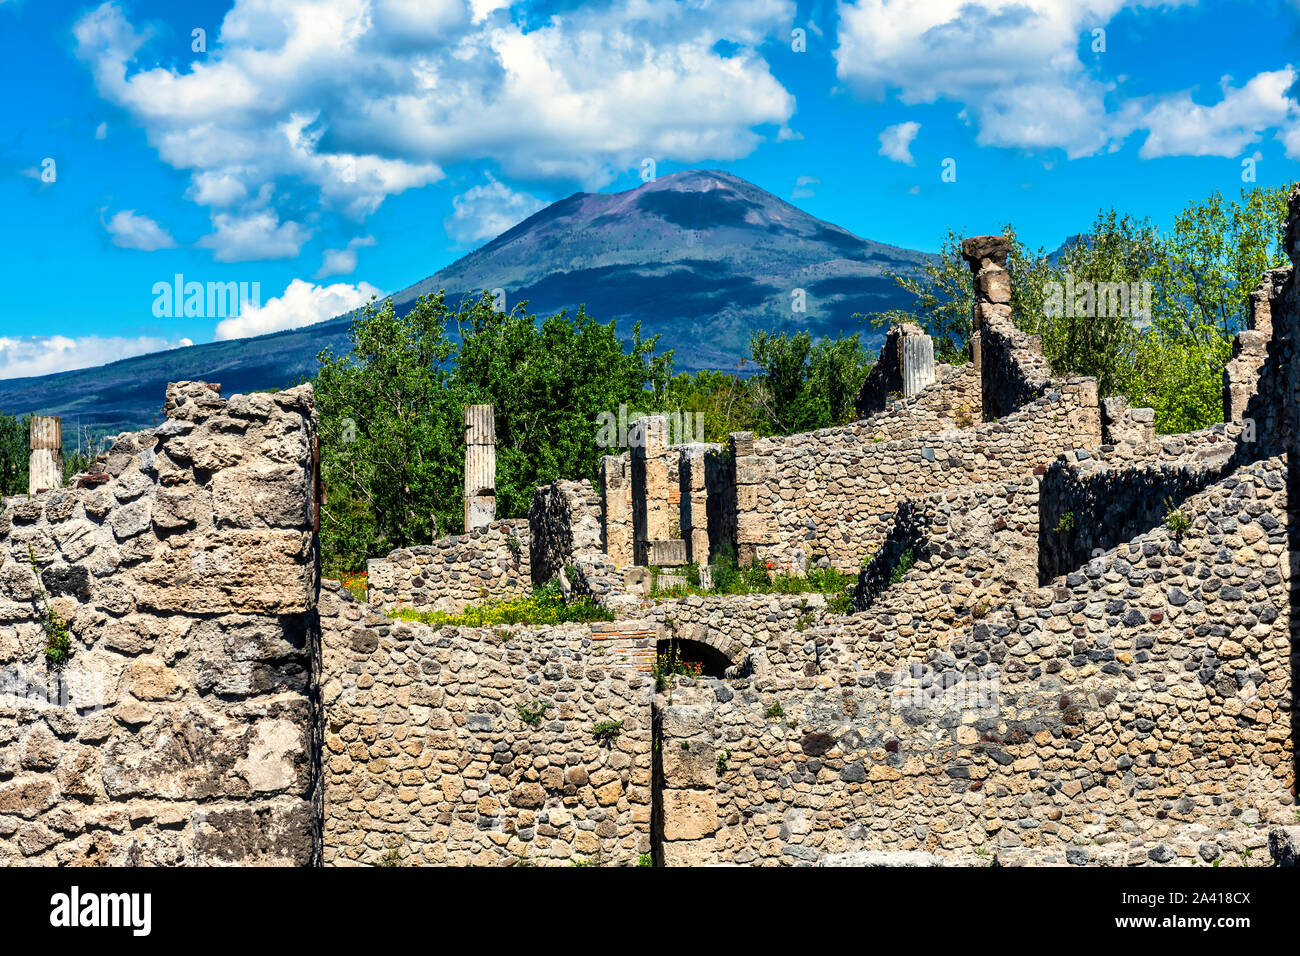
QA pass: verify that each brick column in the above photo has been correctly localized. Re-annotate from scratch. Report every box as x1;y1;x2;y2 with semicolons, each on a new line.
677;444;713;565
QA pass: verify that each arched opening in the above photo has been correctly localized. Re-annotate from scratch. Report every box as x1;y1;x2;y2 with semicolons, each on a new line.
656;637;731;679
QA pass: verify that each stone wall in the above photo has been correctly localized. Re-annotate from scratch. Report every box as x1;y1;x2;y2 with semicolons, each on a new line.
365;521;529;612
742;378;1098;571
0;381;318;866
1038;437;1239;583
854;476;1039;618
622;592;836;679
319;582;652;866
657;454;1293;865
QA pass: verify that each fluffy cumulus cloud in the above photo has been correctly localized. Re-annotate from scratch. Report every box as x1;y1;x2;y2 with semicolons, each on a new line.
73;0;796;261
444;177;545;247
198;209;314;263
835;0;1300;159
0;335;192;380
878;121;920;164
1138;68;1298;158
214;277;383;340
315;235;376;278
104;209;177;250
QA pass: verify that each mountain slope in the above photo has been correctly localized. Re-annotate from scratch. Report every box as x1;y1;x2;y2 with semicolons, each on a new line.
0;170;930;435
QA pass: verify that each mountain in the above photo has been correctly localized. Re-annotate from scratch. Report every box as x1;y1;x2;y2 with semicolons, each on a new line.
0;170;931;437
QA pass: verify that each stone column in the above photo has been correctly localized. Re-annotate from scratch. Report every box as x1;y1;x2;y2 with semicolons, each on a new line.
677;444;713;565
630;416;669;566
658;696;718;866
29;415;61;495
730;432;775;566
464;404;495;531
900;332;935;397
961;235;1012;419
600;453;634;566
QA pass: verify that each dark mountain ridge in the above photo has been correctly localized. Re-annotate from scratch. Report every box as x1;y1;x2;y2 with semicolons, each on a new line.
0;169;931;436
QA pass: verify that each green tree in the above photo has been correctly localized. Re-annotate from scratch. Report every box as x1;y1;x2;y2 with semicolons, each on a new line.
0;413;29;496
748;329;873;434
663;367;763;443
1026;209;1161;398
451;297;673;520
315;293;463;573
313;291;674;573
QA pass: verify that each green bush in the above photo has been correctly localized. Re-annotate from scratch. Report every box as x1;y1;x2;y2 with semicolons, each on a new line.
390;580;613;628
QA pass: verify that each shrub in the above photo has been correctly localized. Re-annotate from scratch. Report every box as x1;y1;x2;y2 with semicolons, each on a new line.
29;548;71;668
1163;498;1192;537
889;548;916;585
390;581;613;628
591;720;623;742
517;700;548;726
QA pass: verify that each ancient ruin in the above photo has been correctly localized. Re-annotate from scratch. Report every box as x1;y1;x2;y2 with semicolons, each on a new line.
3;189;1300;867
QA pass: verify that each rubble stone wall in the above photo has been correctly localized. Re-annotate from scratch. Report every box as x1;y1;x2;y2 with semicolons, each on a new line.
746;379;1099;571
319;582;652;866
661;454;1293;865
854;476;1039;619
365;521;530;612
0;381;319;866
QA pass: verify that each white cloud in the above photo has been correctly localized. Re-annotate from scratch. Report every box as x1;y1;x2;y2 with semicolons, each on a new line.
315;235;376;278
104;209;177;250
878;121;920;164
790;175;819;199
0;335;191;380
95;121;107;140
444;178;545;247
1138;69;1297;158
214;278;383;340
832;0;1300;161
836;0;1128;156
74;0;796;259
198;209;313;263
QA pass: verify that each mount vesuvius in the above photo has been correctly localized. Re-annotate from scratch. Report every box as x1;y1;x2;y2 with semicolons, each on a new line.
0;170;930;435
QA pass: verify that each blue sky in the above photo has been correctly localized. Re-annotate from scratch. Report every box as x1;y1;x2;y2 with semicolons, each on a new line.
1;0;1298;378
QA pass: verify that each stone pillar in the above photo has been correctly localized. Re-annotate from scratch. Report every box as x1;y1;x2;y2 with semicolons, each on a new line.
1223;269;1286;424
600;453;634;567
658;696;718;866
961;235;1012;419
29;416;61;495
900;332;935;397
677;444;714;565
630;416;669;565
464;404;495;531
730;431;775;566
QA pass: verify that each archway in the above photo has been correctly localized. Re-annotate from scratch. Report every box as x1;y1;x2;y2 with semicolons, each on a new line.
656;637;731;679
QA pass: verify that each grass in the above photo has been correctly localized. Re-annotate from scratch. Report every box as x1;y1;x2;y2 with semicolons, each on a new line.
1163;497;1192;537
648;545;854;607
29;548;71;668
389;580;614;628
